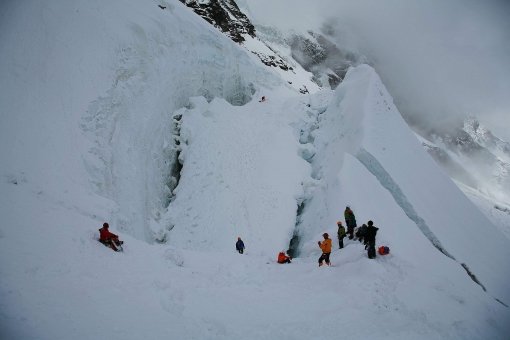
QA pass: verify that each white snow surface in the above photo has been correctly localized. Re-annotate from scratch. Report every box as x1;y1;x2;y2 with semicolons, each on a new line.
1;1;509;339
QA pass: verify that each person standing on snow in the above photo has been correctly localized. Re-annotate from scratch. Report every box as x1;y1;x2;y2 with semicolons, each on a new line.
356;223;368;245
365;220;379;259
277;251;292;264
236;237;245;254
337;221;346;249
318;233;332;267
344;206;357;240
98;222;123;252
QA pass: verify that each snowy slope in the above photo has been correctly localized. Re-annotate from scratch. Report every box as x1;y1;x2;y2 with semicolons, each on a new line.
238;0;510;213
0;0;281;243
1;0;510;339
458;181;510;241
294;65;510;306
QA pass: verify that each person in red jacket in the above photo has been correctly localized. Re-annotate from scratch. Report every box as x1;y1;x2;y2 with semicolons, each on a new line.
99;222;123;252
277;251;292;264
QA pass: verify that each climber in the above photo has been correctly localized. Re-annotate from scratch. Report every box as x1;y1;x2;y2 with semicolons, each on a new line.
365;220;379;259
356;223;368;245
337;221;346;249
98;222;123;252
277;251;292;264
236;237;245;254
344;206;357;240
318;233;332;267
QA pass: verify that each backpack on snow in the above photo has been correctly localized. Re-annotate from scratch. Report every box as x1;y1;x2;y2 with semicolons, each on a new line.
378;246;390;255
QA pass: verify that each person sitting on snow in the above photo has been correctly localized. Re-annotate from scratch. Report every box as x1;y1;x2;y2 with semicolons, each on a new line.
99;222;123;252
277;251;292;264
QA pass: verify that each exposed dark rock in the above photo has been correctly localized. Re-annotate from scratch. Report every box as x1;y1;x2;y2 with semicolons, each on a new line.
251;51;292;71
288;32;363;88
179;0;255;43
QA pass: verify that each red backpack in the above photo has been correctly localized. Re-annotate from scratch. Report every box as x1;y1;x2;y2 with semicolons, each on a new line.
378;246;390;255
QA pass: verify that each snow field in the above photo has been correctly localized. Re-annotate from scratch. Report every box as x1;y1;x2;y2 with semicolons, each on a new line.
1;0;510;339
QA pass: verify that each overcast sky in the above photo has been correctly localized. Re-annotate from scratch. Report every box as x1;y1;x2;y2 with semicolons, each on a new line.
242;0;510;140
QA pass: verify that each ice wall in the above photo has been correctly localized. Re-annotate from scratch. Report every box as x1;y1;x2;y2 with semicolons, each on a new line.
0;0;281;242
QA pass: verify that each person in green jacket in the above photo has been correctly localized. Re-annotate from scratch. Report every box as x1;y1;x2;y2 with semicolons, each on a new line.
337;221;346;249
344;206;357;240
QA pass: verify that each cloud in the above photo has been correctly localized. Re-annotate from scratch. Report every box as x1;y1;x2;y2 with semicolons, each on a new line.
242;0;510;139
321;0;510;136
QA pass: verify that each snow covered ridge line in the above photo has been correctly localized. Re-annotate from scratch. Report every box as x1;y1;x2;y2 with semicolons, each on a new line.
355;148;453;258
355;148;498;300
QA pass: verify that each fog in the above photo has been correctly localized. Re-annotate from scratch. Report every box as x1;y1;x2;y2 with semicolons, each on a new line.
241;0;510;140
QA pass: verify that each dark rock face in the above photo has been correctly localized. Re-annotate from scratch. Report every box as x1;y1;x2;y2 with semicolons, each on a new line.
178;1;360;89
179;1;295;81
251;51;293;71
288;32;364;88
179;0;255;43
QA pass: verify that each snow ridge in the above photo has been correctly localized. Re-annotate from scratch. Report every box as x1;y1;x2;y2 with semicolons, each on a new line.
356;148;453;259
355;147;496;299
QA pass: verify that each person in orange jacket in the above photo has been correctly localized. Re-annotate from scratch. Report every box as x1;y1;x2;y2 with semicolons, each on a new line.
277;251;292;264
99;222;123;252
318;233;332;266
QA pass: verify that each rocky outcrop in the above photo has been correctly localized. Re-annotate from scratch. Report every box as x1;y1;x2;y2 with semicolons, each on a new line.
251;51;293;71
463;117;510;163
178;1;306;91
285;31;365;88
179;0;255;43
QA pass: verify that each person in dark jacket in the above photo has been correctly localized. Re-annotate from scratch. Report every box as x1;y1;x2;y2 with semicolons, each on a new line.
98;222;123;252
344;206;357;240
337;221;346;249
236;237;245;254
356;224;368;244
365;220;379;259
